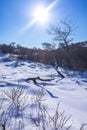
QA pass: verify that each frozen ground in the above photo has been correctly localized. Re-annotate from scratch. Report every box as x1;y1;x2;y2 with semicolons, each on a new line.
0;53;87;130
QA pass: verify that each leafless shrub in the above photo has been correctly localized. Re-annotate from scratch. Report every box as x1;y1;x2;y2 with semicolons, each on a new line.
30;88;47;130
4;87;29;112
0;87;86;130
30;105;47;130
33;88;46;103
2;87;30;130
30;88;72;130
80;123;87;130
48;102;72;130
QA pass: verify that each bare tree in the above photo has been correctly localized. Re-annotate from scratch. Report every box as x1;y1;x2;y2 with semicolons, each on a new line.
48;18;77;52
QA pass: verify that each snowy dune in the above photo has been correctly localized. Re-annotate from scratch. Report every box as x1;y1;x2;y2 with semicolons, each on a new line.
0;53;87;130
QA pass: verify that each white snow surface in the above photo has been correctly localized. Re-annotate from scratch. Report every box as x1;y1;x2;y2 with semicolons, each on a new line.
0;53;87;130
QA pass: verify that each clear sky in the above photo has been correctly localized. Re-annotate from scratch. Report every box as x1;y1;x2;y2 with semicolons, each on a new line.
0;0;87;48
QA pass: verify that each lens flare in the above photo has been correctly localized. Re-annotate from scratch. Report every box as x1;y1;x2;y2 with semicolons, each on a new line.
21;0;59;33
33;6;49;25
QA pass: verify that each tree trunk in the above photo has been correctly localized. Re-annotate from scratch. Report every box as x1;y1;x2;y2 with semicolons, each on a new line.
54;67;65;79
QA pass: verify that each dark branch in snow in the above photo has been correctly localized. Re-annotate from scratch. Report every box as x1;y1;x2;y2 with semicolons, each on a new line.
26;76;54;84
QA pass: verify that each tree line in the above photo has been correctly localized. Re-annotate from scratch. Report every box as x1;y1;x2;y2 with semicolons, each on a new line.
0;41;87;71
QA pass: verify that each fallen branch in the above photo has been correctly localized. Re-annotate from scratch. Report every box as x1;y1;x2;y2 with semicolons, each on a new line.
26;76;54;84
54;67;65;79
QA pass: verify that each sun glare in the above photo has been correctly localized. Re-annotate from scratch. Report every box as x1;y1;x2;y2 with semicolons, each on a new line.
33;6;49;25
22;0;58;32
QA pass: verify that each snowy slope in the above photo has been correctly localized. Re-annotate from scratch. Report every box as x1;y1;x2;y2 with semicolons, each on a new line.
0;53;87;130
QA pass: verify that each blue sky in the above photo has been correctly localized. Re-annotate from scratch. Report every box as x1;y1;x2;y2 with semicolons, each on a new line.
0;0;87;48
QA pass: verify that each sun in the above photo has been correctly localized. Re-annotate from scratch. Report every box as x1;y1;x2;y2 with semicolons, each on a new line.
33;6;49;25
22;1;58;32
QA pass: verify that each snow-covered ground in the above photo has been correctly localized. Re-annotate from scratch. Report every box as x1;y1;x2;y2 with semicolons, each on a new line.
0;53;87;130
